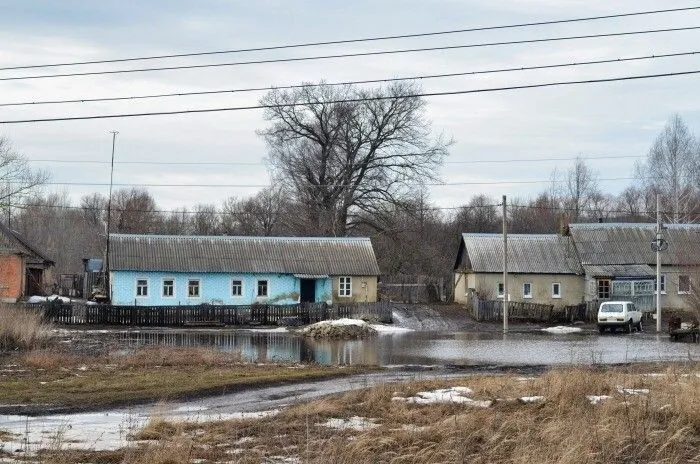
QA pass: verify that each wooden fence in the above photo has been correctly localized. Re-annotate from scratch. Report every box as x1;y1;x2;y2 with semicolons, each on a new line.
36;300;393;327
470;296;554;322
561;300;600;323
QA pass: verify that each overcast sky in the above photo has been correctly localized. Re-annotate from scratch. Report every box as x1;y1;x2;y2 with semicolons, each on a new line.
1;0;699;212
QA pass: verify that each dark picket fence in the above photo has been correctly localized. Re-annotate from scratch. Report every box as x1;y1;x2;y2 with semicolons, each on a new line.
470;296;555;322
36;300;392;327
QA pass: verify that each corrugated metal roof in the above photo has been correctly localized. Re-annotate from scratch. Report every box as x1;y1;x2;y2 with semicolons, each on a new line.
582;264;655;278
459;233;583;274
569;223;700;266
0;222;54;265
109;234;381;276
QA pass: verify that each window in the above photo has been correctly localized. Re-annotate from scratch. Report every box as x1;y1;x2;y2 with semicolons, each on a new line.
162;279;174;298
678;275;691;294
231;279;242;297
597;279;611;299
188;279;200;298
523;283;532;298
654;274;666;294
339;276;352;297
257;280;268;297
136;279;148;297
497;282;504;298
552;282;561;298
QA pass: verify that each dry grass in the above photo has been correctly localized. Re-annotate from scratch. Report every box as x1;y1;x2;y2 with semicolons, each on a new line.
0;303;52;350
38;363;700;464
0;347;370;410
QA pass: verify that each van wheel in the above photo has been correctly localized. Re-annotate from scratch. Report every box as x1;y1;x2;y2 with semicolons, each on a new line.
599;326;605;334
636;321;643;332
626;320;633;334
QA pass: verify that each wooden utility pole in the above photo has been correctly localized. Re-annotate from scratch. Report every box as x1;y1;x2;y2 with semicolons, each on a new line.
502;195;508;333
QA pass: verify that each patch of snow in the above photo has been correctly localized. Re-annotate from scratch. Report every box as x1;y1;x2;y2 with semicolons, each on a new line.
516;377;536;382
369;324;413;334
616;387;649;395
642;373;665;378
267;456;301;464
392;387;491;408
541;326;583;334
247;327;288;333
316;416;379;431
26;295;72;304
518;396;546;404
587;395;611;405
233;436;254;445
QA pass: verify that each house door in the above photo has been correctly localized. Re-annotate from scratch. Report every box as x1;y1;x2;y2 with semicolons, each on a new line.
25;268;44;296
300;279;316;303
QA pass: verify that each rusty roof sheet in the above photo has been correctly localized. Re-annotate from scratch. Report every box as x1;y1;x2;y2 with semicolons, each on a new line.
459;233;583;274
109;234;381;276
569;223;700;266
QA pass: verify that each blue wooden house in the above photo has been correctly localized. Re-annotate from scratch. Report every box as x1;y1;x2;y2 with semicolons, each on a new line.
108;234;381;306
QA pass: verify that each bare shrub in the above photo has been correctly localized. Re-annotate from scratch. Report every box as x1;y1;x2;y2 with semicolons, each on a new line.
0;304;52;350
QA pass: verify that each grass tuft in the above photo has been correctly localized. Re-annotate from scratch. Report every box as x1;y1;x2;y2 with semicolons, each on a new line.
0;304;52;350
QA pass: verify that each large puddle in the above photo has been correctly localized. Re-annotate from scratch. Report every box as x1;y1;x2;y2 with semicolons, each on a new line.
105;328;700;366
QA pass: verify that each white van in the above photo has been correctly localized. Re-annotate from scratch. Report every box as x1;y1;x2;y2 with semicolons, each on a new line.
597;301;643;334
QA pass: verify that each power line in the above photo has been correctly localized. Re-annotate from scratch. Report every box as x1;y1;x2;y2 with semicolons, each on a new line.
3;26;700;82
10;200;684;218
25;154;641;166
4;176;641;188
4;6;698;71
2;69;699;124
3;50;698;107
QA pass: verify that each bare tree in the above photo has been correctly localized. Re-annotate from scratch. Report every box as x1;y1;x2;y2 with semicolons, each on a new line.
191;203;220;235
636;114;699;223
80;193;107;227
259;81;449;236
111;188;161;233
0;136;49;220
557;157;600;222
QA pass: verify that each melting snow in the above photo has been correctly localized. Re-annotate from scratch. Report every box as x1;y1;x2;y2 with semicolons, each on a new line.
26;295;72;304
518;396;546;404
369;324;413;334
540;326;583;334
392;387;492;408
617;387;650;395
316;416;379;430
587;395;611;405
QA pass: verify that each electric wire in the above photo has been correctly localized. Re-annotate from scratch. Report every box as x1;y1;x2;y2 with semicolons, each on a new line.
2;26;700;82
4;6;699;71
3;50;699;108
2;69;699;124
24;155;641;166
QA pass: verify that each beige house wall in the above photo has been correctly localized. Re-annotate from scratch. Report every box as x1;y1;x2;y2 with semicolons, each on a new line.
454;272;584;308
583;265;700;311
332;275;378;303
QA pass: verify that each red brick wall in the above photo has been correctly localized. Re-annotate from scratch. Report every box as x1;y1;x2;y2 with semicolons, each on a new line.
0;254;23;301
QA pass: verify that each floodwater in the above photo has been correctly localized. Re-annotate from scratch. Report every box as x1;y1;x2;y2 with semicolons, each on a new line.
107;327;700;366
3;310;699;454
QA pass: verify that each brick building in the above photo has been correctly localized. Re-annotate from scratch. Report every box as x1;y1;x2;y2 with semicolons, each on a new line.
0;222;54;302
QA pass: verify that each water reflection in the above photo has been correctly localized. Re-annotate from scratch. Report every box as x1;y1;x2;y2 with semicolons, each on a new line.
110;329;699;367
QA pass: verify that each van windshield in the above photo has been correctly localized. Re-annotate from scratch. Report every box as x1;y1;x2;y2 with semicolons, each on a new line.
601;303;624;313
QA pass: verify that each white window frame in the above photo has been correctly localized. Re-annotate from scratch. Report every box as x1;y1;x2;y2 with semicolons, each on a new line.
654;274;666;295
187;279;201;298
231;278;243;297
523;282;532;299
678;275;691;295
497;282;504;299
162;278;175;298
257;279;268;298
135;278;149;298
339;276;352;297
552;282;561;299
